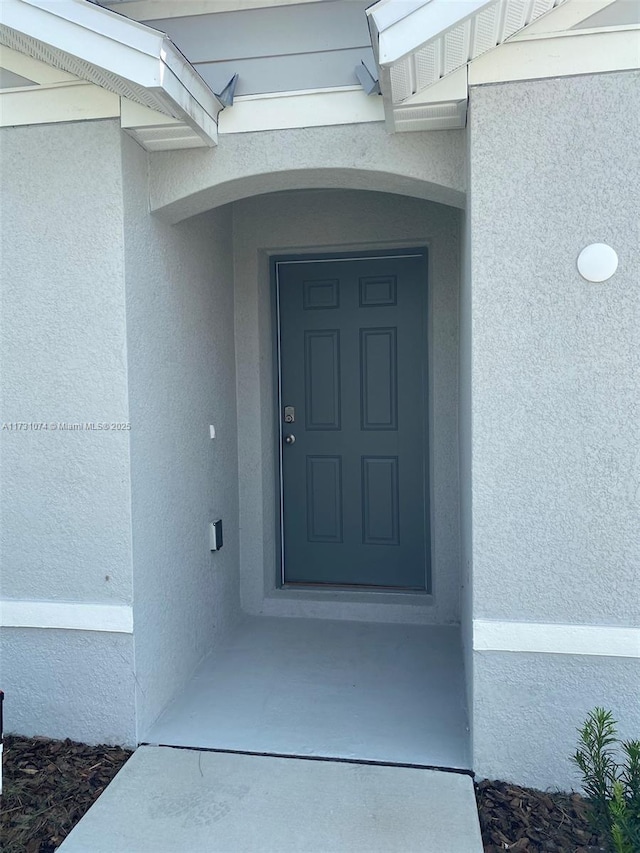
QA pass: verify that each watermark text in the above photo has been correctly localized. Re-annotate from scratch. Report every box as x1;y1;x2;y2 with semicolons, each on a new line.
2;422;131;432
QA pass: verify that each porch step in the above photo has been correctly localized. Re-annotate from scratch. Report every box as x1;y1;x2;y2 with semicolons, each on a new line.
59;746;483;852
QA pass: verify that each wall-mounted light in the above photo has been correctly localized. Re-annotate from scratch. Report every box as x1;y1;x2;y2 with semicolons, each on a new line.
577;243;618;282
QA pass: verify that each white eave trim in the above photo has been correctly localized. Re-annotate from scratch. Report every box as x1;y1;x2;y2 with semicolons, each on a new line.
0;0;223;148
367;0;639;132
370;0;495;67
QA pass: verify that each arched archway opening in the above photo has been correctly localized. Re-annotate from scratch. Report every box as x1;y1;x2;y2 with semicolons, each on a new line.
147;121;466;224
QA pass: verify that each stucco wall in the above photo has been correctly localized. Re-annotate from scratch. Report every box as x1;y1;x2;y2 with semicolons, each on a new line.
1;629;136;744
1;121;242;743
0;120;136;743
459;203;474;749
474;652;640;790
148;123;466;224
121;134;241;739
232;189;461;624
1;120;132;604
469;71;640;788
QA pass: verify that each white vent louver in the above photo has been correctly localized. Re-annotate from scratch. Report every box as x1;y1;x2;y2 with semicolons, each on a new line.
395;100;465;128
386;0;565;105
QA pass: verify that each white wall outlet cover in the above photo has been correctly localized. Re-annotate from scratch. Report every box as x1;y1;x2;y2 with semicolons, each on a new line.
577;243;618;282
209;425;216;439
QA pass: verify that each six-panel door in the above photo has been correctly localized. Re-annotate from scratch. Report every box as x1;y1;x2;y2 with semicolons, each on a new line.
277;254;429;589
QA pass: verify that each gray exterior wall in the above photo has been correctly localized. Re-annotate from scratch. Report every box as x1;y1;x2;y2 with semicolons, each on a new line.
459;204;473;750
2;629;136;744
145;0;373;96
1;120;132;604
0;120;136;742
474;653;640;790
1;121;242;744
468;71;640;789
121;134;242;739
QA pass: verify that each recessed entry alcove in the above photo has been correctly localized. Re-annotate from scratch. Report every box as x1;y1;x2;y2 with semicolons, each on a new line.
141;185;469;771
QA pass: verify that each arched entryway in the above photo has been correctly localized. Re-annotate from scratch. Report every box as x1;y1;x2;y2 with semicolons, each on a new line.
127;136;470;769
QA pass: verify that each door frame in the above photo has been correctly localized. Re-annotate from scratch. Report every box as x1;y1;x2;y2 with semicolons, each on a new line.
271;247;431;591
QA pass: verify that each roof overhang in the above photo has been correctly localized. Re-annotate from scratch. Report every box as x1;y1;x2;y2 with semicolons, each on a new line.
0;0;223;148
367;0;570;131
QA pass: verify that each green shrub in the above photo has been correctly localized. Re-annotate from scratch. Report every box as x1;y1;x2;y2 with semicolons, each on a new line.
573;708;640;853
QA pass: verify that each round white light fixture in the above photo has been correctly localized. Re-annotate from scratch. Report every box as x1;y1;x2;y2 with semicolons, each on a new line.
577;243;618;282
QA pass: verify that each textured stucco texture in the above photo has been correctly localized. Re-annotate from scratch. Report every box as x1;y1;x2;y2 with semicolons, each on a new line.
1;121;243;744
148;122;466;223
474;651;640;791
469;71;640;627
0;121;133;605
1;628;136;745
121;134;241;739
232;190;462;625
459;203;474;725
468;71;640;788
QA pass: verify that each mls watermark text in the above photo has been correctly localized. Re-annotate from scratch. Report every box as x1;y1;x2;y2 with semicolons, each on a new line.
2;422;131;432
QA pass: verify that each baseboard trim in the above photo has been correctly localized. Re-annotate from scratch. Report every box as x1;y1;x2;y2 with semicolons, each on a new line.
3;604;637;654
0;600;133;633
473;619;640;659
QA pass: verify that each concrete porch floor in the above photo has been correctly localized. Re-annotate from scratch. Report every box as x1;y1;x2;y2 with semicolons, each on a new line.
145;616;470;770
59;746;484;853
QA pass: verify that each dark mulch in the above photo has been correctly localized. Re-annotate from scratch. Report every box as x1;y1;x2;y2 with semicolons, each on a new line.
476;779;607;852
1;736;132;853
1;736;609;852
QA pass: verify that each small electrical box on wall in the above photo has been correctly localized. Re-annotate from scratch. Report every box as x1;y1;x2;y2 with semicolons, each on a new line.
209;520;223;551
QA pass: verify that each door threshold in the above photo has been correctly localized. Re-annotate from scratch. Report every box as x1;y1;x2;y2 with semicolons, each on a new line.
261;585;437;625
271;585;432;604
281;582;429;594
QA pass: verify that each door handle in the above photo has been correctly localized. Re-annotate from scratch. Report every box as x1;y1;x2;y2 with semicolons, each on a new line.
284;434;296;445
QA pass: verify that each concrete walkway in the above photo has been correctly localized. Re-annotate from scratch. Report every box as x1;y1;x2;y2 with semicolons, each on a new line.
59;746;483;853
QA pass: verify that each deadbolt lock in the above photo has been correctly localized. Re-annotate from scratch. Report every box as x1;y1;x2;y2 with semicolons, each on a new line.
284;406;295;423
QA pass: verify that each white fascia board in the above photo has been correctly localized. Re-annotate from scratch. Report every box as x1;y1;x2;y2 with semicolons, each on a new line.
0;80;119;124
469;29;640;84
218;87;384;135
368;0;496;66
0;0;222;144
367;0;434;32
2;0;165;82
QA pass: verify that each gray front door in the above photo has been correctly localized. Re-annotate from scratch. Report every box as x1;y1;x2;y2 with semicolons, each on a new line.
276;252;429;590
